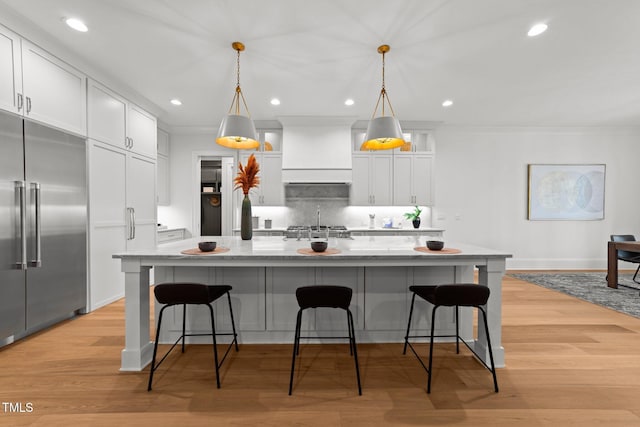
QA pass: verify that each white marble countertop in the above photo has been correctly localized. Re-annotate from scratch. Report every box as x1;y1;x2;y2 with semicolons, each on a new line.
114;235;510;264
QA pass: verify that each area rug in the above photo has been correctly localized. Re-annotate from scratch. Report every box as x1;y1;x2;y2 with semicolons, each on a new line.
508;272;640;318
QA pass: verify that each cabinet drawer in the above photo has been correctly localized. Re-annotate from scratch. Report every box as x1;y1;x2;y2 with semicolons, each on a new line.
158;229;184;243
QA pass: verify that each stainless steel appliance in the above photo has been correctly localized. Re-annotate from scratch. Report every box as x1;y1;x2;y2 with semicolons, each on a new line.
0;111;87;340
285;225;351;240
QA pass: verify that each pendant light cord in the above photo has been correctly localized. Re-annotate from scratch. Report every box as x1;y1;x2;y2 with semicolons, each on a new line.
370;45;397;119
227;42;252;118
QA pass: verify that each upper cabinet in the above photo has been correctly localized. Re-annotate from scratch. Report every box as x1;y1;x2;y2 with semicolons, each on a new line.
240;151;284;206
351;153;393;206
0;25;86;135
351;128;435;206
0;25;21;114
88;79;157;159
157;128;170;206
393;153;433;206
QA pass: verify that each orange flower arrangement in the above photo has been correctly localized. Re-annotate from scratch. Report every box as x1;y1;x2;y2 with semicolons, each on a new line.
234;154;260;195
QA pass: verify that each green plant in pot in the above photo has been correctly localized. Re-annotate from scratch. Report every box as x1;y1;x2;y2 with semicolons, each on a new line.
404;205;422;229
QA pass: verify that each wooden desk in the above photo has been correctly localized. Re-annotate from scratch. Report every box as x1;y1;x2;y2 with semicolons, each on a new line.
607;241;640;288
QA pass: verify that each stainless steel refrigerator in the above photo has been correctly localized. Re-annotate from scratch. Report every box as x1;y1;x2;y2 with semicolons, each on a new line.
0;111;87;340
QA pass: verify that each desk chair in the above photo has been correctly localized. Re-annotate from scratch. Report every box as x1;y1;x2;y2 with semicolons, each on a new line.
289;285;362;395
403;284;498;393
611;235;640;284
147;283;238;391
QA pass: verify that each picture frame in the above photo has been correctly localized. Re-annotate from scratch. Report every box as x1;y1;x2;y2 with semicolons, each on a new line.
527;164;605;220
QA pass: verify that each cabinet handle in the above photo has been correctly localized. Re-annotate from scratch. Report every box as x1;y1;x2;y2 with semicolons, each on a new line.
131;208;136;239
17;93;23;111
26;96;32;114
130;138;134;149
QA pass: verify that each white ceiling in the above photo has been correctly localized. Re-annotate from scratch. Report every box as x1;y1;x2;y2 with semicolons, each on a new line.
2;0;640;129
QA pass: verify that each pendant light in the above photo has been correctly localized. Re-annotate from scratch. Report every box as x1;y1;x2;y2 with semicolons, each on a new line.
216;42;260;150
361;44;405;151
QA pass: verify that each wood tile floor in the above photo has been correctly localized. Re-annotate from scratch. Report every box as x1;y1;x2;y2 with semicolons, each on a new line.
2;272;640;426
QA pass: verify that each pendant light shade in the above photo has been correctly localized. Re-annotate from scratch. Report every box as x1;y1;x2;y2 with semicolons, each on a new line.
362;44;405;151
216;42;260;150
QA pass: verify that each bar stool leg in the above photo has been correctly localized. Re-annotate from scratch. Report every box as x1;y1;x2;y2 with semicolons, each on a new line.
348;309;362;395
289;309;303;395
403;292;417;355
181;304;187;353
455;305;460;354
207;304;221;389
480;306;499;392
226;291;239;351
148;306;166;391
427;306;438;394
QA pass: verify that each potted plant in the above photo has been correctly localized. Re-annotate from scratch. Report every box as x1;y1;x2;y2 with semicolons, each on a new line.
404;205;423;229
234;154;260;240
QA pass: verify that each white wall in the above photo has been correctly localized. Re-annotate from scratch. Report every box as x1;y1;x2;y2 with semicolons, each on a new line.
433;126;640;269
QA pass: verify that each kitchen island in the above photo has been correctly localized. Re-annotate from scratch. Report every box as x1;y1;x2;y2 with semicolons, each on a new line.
114;235;511;371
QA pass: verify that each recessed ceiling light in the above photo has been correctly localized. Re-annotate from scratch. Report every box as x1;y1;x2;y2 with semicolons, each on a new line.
527;23;548;37
170;99;182;106
442;99;453;107
270;98;281;106
344;99;355;106
65;18;88;32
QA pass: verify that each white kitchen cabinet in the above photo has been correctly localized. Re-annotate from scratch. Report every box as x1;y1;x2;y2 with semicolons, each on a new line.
157;128;170;205
0;25;86;135
240;152;283;205
157;228;185;243
266;267;363;332
351;153;392;205
87;79;157;159
88;140;157;310
393;153;433;206
0;25;21;114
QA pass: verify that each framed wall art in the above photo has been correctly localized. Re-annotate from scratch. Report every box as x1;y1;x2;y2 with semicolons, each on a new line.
527;164;605;220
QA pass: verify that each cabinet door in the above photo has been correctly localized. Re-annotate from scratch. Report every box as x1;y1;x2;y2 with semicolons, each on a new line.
393;155;414;205
126;153;157;250
88;80;127;148
157;128;170;156
350;154;371;205
127;103;157;159
260;153;283;205
0;25;22;114
89;141;127;310
21;40;86;135
157;154;169;205
412;155;433;206
371;154;392;205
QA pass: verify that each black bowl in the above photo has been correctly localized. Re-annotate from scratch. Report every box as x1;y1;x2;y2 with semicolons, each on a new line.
310;241;328;252
198;241;217;252
426;240;444;251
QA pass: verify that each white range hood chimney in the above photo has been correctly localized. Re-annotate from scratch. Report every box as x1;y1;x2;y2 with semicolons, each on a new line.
280;116;355;183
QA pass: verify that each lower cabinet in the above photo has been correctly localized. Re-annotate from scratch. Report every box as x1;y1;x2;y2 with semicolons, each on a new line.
150;264;472;343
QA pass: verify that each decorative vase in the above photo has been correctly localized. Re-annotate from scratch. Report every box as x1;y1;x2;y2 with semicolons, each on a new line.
412;218;421;229
241;194;253;240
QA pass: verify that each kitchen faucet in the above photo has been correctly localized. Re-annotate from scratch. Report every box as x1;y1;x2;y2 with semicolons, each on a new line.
316;205;320;230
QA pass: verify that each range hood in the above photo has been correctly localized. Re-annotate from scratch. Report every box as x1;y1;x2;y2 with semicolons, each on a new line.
280;116;355;183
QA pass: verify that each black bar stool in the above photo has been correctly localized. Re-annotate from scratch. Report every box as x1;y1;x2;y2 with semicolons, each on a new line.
147;283;239;391
403;284;498;393
289;285;362;395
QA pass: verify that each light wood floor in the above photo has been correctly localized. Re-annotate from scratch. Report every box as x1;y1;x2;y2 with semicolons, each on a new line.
2;272;640;426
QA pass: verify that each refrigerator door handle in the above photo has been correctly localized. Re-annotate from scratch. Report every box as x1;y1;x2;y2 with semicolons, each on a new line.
125;207;131;240
15;181;27;270
30;182;42;267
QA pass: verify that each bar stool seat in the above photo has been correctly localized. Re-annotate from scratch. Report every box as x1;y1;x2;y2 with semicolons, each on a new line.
147;282;239;391
403;284;498;393
289;285;362;395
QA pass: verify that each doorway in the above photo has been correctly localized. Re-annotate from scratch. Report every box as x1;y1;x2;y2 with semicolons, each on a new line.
193;155;235;237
